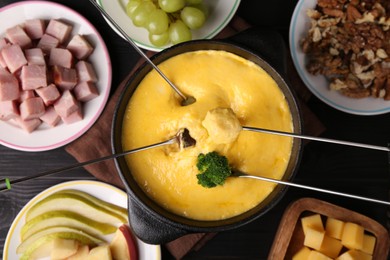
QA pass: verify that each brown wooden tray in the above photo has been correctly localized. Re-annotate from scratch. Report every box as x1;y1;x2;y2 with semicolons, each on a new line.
267;198;390;260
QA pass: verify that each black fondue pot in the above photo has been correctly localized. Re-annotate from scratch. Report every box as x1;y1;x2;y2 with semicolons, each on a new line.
111;39;302;244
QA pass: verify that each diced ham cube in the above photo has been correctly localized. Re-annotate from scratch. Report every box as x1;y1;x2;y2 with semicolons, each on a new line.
19;90;35;102
14;116;41;133
1;44;28;73
49;48;73;68
0;68;19;101
67;34;93;59
61;106;83;124
0;100;19;120
53;65;77;90
75;61;97;83
0;39;11;69
19;97;45;120
0;54;6;69
45;19;72;43
25;48;45;66
73;82;99;102
37;34;59;54
0;38;8;49
6;25;32;49
40;106;60;127
35;83;60;106
24;19;46;40
20;65;47;90
53;90;78;117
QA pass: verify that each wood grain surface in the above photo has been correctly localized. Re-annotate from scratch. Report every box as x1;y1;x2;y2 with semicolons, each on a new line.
1;1;390;259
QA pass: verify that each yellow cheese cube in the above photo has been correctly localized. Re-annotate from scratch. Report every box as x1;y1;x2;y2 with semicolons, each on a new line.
341;222;364;250
325;217;345;240
336;249;372;260
301;214;324;236
361;234;376;255
319;234;343;258
308;250;333;260
292;246;311;260
304;227;326;251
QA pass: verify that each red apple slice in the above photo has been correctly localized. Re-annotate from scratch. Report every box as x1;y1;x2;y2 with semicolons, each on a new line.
110;224;138;260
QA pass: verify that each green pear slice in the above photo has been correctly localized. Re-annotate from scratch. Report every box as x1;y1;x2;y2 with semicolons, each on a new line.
21;236;53;260
26;192;127;224
17;226;104;255
55;189;128;221
21;210;117;241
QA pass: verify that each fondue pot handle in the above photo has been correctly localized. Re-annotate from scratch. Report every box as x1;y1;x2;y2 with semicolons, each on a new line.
127;195;190;244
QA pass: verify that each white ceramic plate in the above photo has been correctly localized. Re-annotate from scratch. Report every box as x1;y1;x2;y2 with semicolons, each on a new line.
3;180;161;260
290;0;390;115
0;1;112;151
97;0;241;52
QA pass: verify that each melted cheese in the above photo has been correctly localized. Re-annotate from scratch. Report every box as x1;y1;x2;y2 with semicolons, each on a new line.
122;50;293;221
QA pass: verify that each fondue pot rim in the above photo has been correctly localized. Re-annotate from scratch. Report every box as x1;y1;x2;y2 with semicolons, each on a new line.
111;39;303;242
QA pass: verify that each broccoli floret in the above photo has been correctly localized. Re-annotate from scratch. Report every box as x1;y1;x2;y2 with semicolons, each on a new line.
196;151;232;188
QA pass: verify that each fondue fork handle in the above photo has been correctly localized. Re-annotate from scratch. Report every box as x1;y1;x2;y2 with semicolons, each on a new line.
88;0;191;103
234;172;390;206
242;126;390;152
0;138;175;192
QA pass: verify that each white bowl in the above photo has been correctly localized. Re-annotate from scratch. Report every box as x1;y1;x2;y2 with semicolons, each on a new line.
0;1;112;151
289;0;390;115
97;0;241;52
3;180;161;260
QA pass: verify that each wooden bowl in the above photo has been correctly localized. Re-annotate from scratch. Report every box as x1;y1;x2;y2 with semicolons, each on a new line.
268;197;390;259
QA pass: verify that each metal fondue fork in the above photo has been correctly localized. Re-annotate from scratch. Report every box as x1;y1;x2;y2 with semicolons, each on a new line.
88;0;196;106
1;127;390;206
242;126;390;152
0;129;195;192
232;172;390;206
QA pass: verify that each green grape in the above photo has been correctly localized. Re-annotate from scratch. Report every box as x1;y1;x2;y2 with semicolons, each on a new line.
132;1;156;27
191;3;208;17
185;0;202;4
169;20;192;44
158;0;185;13
126;0;141;19
149;31;170;46
180;6;206;29
147;9;169;34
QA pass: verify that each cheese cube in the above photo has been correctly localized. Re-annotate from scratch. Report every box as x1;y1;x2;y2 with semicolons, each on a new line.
301;214;324;236
308;250;332;260
336;249;372;260
292;246;311;260
319;235;343;258
325;217;345;239
361;234;376;255
341;222;364;250
304;227;325;251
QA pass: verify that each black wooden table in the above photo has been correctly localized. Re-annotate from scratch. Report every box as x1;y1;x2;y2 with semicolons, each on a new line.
1;1;389;259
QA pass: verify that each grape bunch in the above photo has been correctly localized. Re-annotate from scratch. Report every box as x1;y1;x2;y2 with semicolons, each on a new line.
126;0;207;47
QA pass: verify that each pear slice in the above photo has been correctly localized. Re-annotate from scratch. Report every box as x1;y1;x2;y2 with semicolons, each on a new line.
56;189;128;221
19;229;104;260
87;244;112;260
50;237;79;260
21;210;117;241
17;226;103;254
68;244;90;260
26;192;127;224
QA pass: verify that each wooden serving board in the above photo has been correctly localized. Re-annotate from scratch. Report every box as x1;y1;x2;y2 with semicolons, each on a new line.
267;197;390;260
